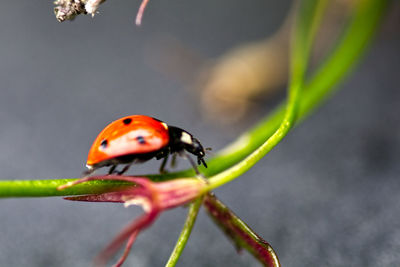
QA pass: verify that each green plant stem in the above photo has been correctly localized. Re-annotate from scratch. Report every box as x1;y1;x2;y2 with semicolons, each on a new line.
197;0;387;179
165;196;203;267
204;0;327;190
0;0;387;198
0;179;132;197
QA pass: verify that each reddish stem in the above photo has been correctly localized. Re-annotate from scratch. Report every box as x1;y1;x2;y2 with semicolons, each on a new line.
136;0;150;25
95;210;160;266
204;194;280;267
112;231;139;267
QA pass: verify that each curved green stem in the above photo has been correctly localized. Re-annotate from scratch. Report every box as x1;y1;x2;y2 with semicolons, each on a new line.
165;196;203;267
204;0;328;190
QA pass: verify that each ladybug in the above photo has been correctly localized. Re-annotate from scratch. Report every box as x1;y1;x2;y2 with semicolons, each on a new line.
84;115;208;176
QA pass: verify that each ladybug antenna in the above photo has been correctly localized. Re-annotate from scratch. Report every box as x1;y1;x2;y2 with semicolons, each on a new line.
204;147;214;156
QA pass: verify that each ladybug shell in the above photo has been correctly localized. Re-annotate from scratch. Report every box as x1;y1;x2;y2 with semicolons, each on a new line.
86;115;170;167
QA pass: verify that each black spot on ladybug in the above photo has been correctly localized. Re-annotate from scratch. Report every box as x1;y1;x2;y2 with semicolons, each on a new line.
151;117;163;122
100;139;108;149
136;136;146;145
123;118;132;125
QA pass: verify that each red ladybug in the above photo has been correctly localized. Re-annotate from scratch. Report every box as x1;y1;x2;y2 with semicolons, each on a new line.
84;115;208;175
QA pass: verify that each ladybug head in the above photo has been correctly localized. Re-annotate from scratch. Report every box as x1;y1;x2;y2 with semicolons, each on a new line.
168;126;208;168
190;137;207;168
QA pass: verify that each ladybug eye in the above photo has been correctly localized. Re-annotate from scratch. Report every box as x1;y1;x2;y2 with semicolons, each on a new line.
100;139;108;149
123;118;132;125
136;136;146;145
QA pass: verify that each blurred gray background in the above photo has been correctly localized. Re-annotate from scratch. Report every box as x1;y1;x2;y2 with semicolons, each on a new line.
0;0;399;266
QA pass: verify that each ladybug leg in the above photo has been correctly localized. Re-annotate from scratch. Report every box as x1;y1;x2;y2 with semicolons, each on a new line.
180;151;199;174
108;165;117;175
180;151;207;181
170;153;177;169
159;155;169;174
117;164;132;175
156;147;171;173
